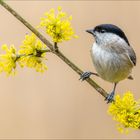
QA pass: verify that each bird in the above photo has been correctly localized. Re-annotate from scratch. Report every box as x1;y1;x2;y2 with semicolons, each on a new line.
80;24;136;103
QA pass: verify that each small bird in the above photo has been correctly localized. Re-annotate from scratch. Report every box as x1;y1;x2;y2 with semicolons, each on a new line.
80;24;136;103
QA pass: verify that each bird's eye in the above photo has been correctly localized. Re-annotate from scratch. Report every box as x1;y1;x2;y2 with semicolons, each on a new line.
100;29;106;33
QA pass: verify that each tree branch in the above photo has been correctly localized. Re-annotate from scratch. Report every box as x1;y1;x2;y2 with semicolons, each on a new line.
0;0;108;99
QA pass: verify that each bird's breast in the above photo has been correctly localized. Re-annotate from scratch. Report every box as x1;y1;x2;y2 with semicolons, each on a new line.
91;43;133;83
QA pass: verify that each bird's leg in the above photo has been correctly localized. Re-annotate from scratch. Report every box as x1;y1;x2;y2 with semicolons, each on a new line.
79;71;99;81
105;83;117;103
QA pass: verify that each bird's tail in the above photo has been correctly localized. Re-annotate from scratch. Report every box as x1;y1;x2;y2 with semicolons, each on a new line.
128;75;134;80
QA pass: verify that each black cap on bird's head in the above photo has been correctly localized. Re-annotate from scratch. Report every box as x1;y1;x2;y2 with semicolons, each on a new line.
86;24;130;46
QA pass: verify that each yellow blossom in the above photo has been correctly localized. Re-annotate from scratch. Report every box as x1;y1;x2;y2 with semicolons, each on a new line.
108;91;140;133
18;34;48;72
0;44;17;76
19;56;47;73
39;6;78;43
19;34;46;56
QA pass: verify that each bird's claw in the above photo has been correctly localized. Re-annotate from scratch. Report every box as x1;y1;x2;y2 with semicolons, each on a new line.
79;71;92;81
105;92;114;103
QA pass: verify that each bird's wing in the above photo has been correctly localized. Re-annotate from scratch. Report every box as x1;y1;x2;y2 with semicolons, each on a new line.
111;44;136;66
127;47;136;66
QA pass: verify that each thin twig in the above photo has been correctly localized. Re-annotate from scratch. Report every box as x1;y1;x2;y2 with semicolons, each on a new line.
0;0;108;99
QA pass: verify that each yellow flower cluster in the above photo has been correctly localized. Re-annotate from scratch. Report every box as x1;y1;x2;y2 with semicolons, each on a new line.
0;44;17;76
18;34;48;72
0;34;48;75
19;34;46;56
108;91;140;133
39;6;78;43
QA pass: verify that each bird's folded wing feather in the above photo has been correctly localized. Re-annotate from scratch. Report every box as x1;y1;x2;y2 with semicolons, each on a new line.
127;47;136;66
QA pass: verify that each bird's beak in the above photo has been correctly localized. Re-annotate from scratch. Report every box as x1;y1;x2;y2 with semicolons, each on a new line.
86;29;95;36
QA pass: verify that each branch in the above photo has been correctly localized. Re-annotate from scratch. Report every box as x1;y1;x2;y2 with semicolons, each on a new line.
0;0;108;99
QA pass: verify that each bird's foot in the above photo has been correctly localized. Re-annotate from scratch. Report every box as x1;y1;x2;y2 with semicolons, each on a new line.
79;71;92;81
105;91;115;104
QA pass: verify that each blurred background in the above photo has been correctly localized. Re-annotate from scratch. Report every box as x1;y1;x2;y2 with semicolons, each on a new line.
0;0;140;139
